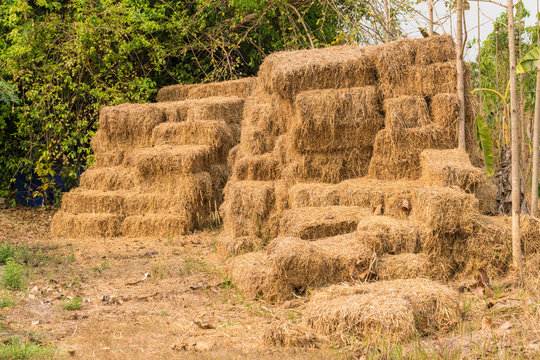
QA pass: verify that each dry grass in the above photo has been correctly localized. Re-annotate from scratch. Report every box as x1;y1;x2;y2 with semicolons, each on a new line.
376;253;428;280
186;77;257;99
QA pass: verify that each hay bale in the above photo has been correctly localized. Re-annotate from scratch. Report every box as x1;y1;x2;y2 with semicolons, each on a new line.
520;215;540;255
51;212;123;238
238;124;276;156
157;84;200;102
431;93;459;128
368;125;455;180
232;153;281;181
216;235;264;258
410;186;479;234
420;148;485;193
264;321;321;348
151;120;236;155
287;147;373;184
61;189;126;215
302;279;460;342
93;150;126;168
121;214;193;238
279;206;370;240
186;77;257;99
356;216;421;254
79;166;136;191
228;234;376;302
126;145;216;176
186;97;245;125
384;96;430;130
221;180;277;239
259;45;377;101
376;253;429;280
413;35;456;65
291;86;383;152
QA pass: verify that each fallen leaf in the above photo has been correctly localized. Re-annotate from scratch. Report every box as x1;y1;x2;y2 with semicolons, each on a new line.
498;321;513;330
401;199;410;211
481;316;492;330
373;204;382;215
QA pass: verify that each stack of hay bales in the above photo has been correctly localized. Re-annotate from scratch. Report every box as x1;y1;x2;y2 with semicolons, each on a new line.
51;78;254;238
220;35;540;311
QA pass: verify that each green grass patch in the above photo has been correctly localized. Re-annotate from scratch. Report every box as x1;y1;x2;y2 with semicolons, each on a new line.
62;296;82;311
0;337;57;359
0;294;16;308
2;259;25;290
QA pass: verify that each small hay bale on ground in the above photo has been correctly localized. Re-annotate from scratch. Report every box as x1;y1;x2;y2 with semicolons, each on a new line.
376;253;429;280
291;86;383;152
263;320;321;348
259;45;377;101
121;213;193;238
186;77;257;99
216;235;264;258
279;206;371;240
302;279;460;342
157;84;200;102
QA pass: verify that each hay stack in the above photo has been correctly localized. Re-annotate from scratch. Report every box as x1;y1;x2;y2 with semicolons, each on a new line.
53;79;249;238
157;84;200;102
186;78;256;99
376;253;429;280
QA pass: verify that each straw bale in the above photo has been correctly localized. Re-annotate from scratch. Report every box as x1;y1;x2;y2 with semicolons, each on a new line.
368;125;455;180
225;251;281;300
121;214;193;238
413;35;456;65
208;164;231;202
238;124;276;156
420;149;485;193
410;186;479;234
263;321;321;348
233;153;280;181
520;215;540;254
216;235;264;258
270;95;295;136
376;253;429;280
186;77;257;99
51;211;123;238
228;234;376;302
291;86;383;153
431;93;459;128
134;171;213;196
303;279;460;341
356;216;421;254
279;206;370;240
287;147;373;183
186;97;245;125
126;145;216;176
157;84;200;102
151;120;236;154
221;180;278;239
61;189;126;215
475;181;497;214
383;96;430;130
259;45;377;101
93;150;126;168
79;166;136;191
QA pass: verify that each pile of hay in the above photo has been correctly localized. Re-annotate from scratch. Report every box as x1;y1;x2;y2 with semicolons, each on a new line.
53;79;251;238
265;278;460;345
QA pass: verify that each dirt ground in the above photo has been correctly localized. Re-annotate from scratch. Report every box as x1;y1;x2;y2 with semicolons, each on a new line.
0;207;539;359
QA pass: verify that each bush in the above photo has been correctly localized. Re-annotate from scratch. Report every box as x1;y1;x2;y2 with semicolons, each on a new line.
62;296;82;311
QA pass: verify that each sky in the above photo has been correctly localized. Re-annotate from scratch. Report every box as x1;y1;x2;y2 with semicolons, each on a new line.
402;0;539;61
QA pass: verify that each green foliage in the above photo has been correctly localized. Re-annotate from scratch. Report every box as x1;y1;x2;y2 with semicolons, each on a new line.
0;294;16;308
0;337;57;360
517;46;540;74
0;81;18;106
0;0;346;201
476;115;494;176
62;296;82;311
2;258;25;290
0;242;29;265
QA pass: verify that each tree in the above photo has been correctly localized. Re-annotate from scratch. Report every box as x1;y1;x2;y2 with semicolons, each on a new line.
456;0;466;149
506;0;524;278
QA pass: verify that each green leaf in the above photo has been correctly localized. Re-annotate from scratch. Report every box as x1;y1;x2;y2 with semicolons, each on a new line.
476;115;494;176
517;46;540;74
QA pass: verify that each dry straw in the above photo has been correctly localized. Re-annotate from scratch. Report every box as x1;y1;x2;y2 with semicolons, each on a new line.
156;84;200;102
291;86;383;153
186;77;257;99
51;212;123;238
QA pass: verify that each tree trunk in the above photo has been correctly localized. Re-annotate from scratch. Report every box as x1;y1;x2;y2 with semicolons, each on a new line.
507;0;524;278
428;0;434;36
532;64;540;217
477;0;482;109
532;0;540;217
456;0;466;150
